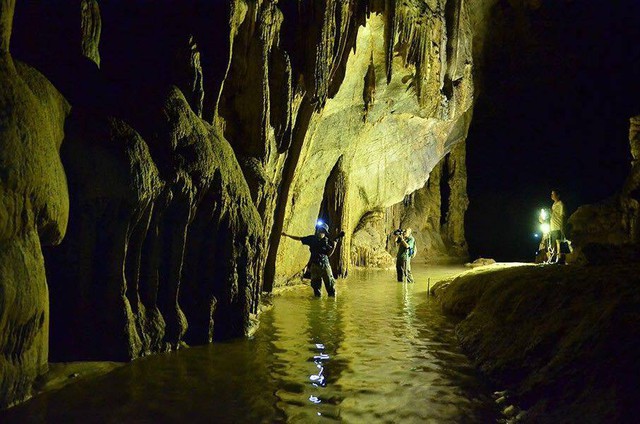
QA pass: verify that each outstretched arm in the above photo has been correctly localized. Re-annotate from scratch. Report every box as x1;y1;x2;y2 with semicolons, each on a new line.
282;232;304;241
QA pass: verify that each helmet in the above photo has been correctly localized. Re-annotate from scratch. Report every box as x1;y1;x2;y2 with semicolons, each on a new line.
315;221;329;234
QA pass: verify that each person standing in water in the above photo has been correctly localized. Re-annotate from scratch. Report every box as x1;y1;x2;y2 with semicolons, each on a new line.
395;228;416;283
282;222;338;297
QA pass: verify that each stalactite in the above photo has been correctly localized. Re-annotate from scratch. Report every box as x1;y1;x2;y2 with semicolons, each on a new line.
80;0;101;67
319;156;351;277
383;0;396;83
362;53;376;121
174;35;204;117
0;0;15;53
442;140;469;257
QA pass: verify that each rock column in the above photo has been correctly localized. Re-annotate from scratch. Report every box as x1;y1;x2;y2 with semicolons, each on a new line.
0;0;70;407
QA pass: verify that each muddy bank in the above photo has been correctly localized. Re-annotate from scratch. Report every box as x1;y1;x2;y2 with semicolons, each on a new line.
431;263;640;423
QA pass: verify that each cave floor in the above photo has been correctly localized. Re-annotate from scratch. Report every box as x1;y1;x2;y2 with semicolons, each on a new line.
2;265;499;423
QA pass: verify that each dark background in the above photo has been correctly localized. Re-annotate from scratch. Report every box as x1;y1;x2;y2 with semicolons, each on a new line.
466;0;640;261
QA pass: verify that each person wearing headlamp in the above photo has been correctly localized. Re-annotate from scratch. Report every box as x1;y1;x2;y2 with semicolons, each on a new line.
282;220;339;297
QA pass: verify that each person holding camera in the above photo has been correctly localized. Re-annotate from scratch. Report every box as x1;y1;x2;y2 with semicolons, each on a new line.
282;222;339;297
395;228;416;283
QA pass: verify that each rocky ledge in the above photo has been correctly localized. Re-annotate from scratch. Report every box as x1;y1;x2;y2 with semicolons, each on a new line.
431;263;640;423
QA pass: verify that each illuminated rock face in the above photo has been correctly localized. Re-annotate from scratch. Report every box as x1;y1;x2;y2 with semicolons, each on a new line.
275;5;474;281
2;0;482;407
350;141;469;268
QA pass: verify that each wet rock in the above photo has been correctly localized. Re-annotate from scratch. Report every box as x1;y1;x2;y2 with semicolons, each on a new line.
433;263;640;423
465;258;496;267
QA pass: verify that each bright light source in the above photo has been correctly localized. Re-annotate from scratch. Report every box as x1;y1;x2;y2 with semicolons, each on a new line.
540;208;547;220
540;223;550;234
534;233;540;238
316;220;324;227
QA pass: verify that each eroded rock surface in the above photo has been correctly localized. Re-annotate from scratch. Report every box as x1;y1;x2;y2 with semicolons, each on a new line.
432;264;640;423
1;0;70;407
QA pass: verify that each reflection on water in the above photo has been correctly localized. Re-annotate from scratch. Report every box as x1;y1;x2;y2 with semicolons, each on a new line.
3;266;497;423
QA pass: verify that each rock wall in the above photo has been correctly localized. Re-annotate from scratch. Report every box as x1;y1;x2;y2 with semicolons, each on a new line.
351;141;469;267
275;3;475;282
2;0;263;407
0;0;70;408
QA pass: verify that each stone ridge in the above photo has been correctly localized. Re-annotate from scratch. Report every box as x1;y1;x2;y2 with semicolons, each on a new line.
431;264;640;423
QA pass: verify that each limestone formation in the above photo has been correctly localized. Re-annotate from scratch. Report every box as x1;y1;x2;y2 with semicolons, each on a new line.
1;0;70;407
276;5;475;282
350;210;395;269
623;115;640;200
318;156;351;277
354;142;469;265
8;1;263;367
80;0;101;67
45;113;162;360
441;141;469;256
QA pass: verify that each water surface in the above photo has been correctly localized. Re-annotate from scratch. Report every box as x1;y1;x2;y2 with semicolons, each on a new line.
3;265;497;423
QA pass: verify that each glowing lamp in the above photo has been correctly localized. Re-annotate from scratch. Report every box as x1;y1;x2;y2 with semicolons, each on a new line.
540;223;550;234
316;220;324;227
540;208;547;220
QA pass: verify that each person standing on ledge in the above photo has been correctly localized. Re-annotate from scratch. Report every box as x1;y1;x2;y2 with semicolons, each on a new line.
282;222;337;297
549;189;565;263
395;228;416;283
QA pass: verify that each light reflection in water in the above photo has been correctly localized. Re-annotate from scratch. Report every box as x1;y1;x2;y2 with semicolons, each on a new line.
1;265;498;423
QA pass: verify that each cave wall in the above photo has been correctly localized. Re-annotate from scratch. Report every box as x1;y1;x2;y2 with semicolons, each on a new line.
0;0;70;408
350;140;469;267
1;0;486;408
2;0;263;407
275;3;475;283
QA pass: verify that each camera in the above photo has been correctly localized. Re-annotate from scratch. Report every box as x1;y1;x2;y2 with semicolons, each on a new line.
393;229;405;236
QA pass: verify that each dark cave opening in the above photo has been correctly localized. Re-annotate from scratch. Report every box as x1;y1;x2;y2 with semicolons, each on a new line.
466;0;640;261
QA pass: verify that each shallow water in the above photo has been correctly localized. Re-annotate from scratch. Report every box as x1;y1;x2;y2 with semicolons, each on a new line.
3;265;497;423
